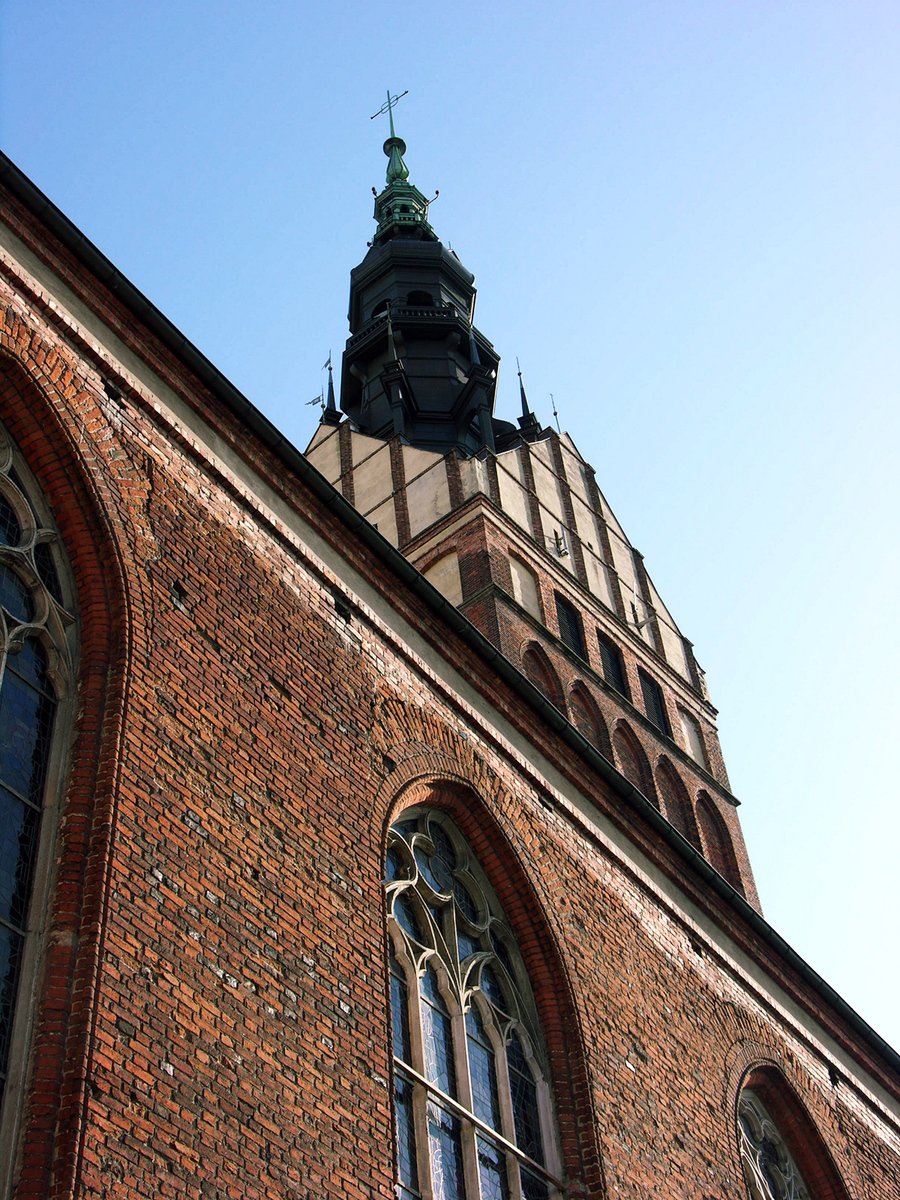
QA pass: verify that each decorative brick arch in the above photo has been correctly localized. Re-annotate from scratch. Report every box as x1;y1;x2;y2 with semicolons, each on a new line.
521;639;565;712
697;789;743;892
612;719;657;807
0;340;133;1200
380;769;608;1199
734;1062;854;1200
568;681;612;760
655;756;701;849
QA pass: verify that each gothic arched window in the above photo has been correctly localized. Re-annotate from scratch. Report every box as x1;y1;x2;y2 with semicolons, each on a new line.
0;419;75;1113
738;1089;813;1200
386;809;563;1199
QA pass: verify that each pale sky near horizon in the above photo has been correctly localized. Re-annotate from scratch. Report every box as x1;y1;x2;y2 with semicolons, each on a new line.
2;2;898;1052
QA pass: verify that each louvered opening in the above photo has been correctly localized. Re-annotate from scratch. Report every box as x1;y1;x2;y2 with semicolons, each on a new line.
597;632;628;697
555;594;585;660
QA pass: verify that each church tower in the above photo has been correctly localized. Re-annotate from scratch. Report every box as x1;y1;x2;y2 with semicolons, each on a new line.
307;119;757;905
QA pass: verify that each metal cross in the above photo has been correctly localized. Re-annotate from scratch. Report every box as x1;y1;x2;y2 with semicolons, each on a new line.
370;89;408;138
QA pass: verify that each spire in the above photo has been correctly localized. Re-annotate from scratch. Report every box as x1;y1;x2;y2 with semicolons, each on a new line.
321;353;341;425
369;89;437;245
517;358;530;419
516;359;541;439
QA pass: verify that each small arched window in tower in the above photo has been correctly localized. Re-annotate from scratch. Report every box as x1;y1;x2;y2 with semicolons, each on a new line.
386;809;564;1199
655;758;701;850
697;791;743;892
521;643;565;712
0;419;76;1112
612;722;657;807
406;290;434;307
738;1089;813;1200
372;299;390;318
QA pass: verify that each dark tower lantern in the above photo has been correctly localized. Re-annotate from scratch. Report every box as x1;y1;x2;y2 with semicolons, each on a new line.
340;117;515;455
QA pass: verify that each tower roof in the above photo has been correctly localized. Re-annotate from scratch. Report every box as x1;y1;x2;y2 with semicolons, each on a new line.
338;102;513;454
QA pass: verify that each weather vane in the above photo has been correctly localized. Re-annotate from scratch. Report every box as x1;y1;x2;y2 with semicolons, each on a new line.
370;89;408;138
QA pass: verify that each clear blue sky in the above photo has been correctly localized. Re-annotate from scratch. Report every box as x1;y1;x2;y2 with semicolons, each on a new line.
2;2;898;1051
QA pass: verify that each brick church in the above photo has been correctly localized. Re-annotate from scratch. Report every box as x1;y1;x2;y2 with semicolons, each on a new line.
0;116;897;1199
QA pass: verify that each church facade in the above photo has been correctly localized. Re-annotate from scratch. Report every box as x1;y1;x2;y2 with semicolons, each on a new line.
0;134;897;1199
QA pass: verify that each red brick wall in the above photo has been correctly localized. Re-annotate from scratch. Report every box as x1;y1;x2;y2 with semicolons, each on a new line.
0;196;897;1200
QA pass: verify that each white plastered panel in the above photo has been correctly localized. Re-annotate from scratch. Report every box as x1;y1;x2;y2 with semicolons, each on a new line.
353;439;394;521
423;552;463;606
406;460;451;540
304;426;341;485
459;456;489;501
496;449;533;533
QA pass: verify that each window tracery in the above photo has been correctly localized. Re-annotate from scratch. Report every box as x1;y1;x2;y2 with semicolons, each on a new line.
738;1089;813;1200
0;419;75;1111
386;809;563;1200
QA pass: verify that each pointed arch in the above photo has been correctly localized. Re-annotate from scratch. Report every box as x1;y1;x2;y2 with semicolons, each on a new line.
655;757;701;849
612;720;657;807
736;1065;852;1200
697;790;743;893
521;641;565;712
568;682;612;759
0;347;130;1198
384;778;606;1200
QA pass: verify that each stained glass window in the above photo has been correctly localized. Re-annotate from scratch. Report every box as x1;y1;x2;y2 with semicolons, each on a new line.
0;419;75;1113
738;1090;813;1200
386;810;564;1199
